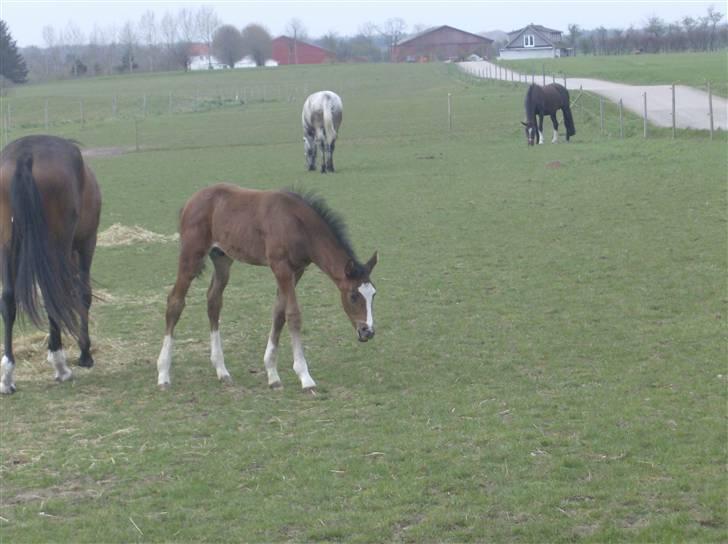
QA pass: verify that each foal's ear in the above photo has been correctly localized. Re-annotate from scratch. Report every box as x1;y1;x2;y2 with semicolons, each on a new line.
365;251;378;273
345;259;357;278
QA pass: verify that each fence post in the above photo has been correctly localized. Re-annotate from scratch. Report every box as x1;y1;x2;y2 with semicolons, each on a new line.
134;118;140;152
542;64;545;86
643;92;648;138
80;100;84;128
552;74;556;83
112;95;117;118
619;99;624;138
143;94;147;117
563;74;567;88
671;83;676;138
708;81;714;140
447;93;453;131
169;92;173;114
531;72;535;84
44;98;49;129
599;97;604;135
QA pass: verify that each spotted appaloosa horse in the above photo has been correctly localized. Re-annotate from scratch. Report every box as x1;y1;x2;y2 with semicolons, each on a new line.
302;91;343;173
522;83;576;145
0;135;102;394
156;185;377;391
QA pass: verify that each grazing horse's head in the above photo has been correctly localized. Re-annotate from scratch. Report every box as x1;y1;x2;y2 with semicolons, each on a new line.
340;252;378;342
521;121;538;146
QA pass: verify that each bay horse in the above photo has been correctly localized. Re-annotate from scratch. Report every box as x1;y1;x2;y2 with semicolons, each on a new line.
521;83;576;145
0;135;102;394
156;185;377;391
302;91;343;173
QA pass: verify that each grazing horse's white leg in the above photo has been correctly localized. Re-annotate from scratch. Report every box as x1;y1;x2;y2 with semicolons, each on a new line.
539;130;545;144
291;330;316;390
0;355;16;394
210;329;231;383
48;349;72;382
157;335;173;386
552;129;558;143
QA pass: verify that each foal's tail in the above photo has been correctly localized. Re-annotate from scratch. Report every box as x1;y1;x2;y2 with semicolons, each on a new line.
563;104;576;139
9;152;82;337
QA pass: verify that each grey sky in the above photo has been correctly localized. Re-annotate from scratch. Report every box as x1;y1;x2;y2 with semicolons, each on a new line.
1;1;722;48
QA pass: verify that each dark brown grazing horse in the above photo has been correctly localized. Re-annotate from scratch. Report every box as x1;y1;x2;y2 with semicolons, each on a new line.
0;135;102;394
156;185;377;391
521;83;576;145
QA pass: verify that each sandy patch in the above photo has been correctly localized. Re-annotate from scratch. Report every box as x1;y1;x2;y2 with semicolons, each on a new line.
97;224;179;247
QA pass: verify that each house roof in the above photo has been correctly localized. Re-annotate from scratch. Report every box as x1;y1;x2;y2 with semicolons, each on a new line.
397;25;493;46
503;24;564;49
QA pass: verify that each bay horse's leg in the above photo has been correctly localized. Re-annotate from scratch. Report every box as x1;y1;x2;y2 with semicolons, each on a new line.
263;268;304;389
551;113;559;143
207;248;233;384
0;250;17;394
75;238;96;368
47;318;72;383
157;242;206;387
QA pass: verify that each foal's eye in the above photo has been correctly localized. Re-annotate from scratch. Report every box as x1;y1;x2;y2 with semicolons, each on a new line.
350;292;360;303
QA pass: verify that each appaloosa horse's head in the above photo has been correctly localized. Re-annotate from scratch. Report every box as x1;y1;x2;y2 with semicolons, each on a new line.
340;252;378;342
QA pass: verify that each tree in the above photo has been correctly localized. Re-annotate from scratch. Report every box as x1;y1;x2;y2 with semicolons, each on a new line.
139;10;158;71
379;18;407;61
705;6;724;50
119;21;137;72
196;6;220;68
285;18;307;64
241;24;272;66
212;25;244;68
567;24;581;54
0;20;28;83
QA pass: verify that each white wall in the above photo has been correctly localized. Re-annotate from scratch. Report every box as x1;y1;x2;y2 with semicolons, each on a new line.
499;48;556;60
189;55;278;70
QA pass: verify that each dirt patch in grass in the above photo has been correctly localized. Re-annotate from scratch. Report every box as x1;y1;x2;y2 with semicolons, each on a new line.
4;476;109;505
97;223;179;247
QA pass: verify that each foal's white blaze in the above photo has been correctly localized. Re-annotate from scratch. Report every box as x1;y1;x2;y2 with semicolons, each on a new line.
157;335;173;385
210;329;231;381
358;282;376;328
48;350;72;382
0;355;15;394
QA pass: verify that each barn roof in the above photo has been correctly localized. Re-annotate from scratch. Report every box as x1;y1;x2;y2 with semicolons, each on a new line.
272;35;334;54
397;25;493;46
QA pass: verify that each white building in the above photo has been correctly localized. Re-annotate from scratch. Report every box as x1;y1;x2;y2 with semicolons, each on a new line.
188;44;277;70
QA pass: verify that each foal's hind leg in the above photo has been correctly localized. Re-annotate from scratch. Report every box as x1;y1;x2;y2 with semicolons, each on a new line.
207;248;233;384
0;251;17;394
47;318;72;383
75;238;96;368
156;242;206;387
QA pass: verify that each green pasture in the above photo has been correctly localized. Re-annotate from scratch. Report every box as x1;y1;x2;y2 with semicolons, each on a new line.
500;51;728;97
0;62;726;542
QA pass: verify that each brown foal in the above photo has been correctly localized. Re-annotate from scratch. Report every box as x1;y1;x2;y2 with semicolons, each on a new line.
156;185;377;391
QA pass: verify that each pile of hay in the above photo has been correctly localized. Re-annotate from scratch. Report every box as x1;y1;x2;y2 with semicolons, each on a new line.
97;224;179;247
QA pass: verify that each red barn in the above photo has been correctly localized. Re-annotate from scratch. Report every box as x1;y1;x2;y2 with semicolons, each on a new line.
392;25;493;62
271;36;334;65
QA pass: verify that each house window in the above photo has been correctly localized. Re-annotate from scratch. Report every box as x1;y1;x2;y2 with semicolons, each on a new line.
524;34;535;47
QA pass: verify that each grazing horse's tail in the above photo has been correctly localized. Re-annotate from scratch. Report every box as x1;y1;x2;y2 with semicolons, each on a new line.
322;96;338;146
10;152;81;337
562;104;576;139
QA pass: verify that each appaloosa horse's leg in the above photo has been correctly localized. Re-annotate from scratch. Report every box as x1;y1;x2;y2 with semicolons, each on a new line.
319;132;328;174
206;249;233;384
267;265;315;391
0;251;17;394
156;242;206;387
47;318;73;383
550;113;559;143
326;140;335;172
75;238;96;368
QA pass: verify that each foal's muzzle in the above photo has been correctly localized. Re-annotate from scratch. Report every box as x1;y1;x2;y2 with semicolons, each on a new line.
357;325;375;342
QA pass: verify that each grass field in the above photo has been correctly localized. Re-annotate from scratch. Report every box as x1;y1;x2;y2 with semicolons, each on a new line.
1;62;726;542
499;51;728;97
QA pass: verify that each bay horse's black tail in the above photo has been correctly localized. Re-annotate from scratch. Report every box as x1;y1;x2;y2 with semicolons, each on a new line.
562;104;576;139
9;152;81;337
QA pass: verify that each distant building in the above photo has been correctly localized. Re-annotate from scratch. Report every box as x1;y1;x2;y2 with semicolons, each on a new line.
271;36;334;65
392;25;493;62
499;24;572;59
188;43;277;70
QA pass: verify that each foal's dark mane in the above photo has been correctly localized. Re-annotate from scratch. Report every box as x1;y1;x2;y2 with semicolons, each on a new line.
286;189;366;272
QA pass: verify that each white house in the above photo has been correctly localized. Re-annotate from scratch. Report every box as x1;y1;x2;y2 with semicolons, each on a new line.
499;24;572;60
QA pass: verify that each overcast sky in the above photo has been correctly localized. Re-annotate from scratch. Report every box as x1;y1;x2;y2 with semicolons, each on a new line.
1;1;722;48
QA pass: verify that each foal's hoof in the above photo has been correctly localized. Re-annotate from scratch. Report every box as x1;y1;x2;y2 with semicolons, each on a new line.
303;386;318;396
54;371;73;384
219;374;233;385
269;381;283;390
77;353;94;368
158;383;171;391
0;383;16;395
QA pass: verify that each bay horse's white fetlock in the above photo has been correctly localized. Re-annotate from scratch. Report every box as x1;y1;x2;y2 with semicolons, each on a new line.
48;350;73;383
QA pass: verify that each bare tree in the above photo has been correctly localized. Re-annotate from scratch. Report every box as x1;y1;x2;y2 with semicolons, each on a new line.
139;10;158;71
119;20;137;72
285;18;307;64
212;25;245;68
41;25;57;76
706;6;724;50
64;22;85;76
241;24;272;66
178;8;197;43
379;17;407;61
196;6;220;68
